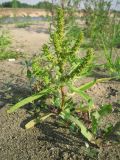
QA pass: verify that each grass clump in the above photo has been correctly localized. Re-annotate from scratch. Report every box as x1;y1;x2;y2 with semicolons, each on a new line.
16;22;32;28
0;31;19;60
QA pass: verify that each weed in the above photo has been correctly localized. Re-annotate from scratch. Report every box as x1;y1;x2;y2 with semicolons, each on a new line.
101;46;120;78
0;31;19;60
84;0;111;48
8;8;113;146
16;22;32;28
100;23;120;78
83;0;120;78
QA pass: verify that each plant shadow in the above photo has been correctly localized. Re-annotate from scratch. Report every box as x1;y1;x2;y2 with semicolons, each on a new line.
91;67;110;79
36;121;85;153
0;81;31;110
112;102;120;113
106;121;120;143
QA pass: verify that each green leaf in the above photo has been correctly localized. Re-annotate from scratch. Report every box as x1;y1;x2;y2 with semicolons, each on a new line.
91;115;98;135
7;89;51;113
27;69;32;79
68;84;91;101
96;77;114;83
91;105;112;134
79;80;96;91
79;78;113;92
92;111;100;120
68;114;95;143
104;124;113;136
62;108;71;120
91;111;100;134
68;83;94;110
75;105;95;113
98;104;112;116
25;113;54;129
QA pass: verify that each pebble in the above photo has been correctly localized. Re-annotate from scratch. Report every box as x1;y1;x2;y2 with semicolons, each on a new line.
8;59;16;62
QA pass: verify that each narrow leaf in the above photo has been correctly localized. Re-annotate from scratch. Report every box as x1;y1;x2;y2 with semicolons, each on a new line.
68;114;95;143
7;89;51;113
96;77;114;83
68;84;91;101
68;83;94;110
91;111;100;134
75;105;95;113
79;80;96;91
25;113;54;129
79;78;113;92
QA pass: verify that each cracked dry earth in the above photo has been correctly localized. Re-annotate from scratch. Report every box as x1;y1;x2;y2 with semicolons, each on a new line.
0;24;120;160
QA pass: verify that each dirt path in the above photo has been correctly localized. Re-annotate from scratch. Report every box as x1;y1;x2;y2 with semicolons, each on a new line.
0;24;120;160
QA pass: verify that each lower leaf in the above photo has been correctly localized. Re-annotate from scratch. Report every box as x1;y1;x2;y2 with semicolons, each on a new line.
25;113;55;129
61;112;95;144
7;88;52;113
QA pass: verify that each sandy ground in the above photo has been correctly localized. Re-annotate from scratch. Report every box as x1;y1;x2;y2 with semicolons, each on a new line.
2;23;49;56
0;24;120;160
0;8;86;18
0;8;51;18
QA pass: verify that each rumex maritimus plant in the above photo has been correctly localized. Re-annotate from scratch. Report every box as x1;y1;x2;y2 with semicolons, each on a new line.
8;8;112;146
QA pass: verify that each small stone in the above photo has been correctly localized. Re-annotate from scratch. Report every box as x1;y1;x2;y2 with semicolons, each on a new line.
8;59;16;62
